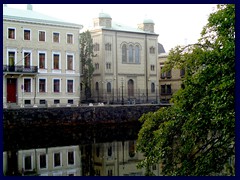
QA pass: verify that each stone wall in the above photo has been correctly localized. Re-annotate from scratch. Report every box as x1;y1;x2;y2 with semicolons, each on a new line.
3;104;167;151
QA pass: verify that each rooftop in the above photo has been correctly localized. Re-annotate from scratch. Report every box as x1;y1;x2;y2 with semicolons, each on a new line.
3;5;83;29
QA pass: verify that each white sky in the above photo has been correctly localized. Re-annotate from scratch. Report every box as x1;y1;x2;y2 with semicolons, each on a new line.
6;4;216;53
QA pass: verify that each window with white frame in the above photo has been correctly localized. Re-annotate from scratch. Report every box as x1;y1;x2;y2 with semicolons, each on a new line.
24;78;32;92
67;150;75;166
53;152;62;167
39;30;46;42
53;79;61;93
38;52;46;69
53;32;60;43
39;78;46;93
53;53;60;70
66;54;74;70
39;153;47;169
67;79;74;93
23;51;31;68
8;27;16;39
67;33;73;44
23;154;33;171
8;50;16;67
24;29;31;40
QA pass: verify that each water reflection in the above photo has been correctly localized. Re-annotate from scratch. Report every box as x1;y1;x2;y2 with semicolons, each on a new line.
3;140;161;176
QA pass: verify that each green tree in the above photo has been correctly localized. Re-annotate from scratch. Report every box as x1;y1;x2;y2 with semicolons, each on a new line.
80;30;95;101
137;4;235;176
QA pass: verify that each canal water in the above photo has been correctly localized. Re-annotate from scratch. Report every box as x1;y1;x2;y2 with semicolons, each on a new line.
3;140;161;176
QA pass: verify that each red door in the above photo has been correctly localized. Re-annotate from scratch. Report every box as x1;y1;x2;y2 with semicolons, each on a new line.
7;78;17;103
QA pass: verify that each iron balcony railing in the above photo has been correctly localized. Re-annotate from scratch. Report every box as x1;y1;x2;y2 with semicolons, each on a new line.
3;65;38;73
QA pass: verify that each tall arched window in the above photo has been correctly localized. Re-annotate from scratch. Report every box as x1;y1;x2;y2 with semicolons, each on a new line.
129;45;133;63
135;45;140;63
128;79;134;97
151;83;155;93
107;82;111;93
122;44;127;63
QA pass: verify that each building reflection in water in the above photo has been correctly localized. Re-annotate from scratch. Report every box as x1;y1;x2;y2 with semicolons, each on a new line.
3;140;161;176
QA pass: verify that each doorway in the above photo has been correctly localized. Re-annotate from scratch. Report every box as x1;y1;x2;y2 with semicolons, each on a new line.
7;78;17;103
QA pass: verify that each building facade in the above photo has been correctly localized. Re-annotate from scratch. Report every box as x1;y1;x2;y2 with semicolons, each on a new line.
86;13;159;104
158;53;184;103
3;145;82;176
3;4;83;108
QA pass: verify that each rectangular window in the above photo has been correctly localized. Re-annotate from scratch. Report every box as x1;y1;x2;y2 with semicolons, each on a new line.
167;85;172;94
53;54;59;69
39;31;46;41
24;29;31;40
24;79;31;92
68;99;73;104
8;28;15;39
24;155;32;171
53;79;60;93
67;55;73;70
150;47;155;54
39;79;46;92
53;152;61;167
108;169;113;176
39;154;47;169
24;100;31;104
160;67;165;79
180;68;185;77
67;34;73;44
166;70;172;78
68;151;74;165
39;53;46;69
53;32;60;43
67;80;73;93
8;51;15;66
161;85;166;95
40;100;46;104
24;52;31;68
151;65;155;71
54;99;60;104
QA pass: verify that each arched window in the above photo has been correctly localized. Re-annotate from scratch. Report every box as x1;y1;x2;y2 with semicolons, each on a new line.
128;79;134;97
122;44;127;63
135;45;140;63
151;83;155;93
107;82;111;93
129;45;133;63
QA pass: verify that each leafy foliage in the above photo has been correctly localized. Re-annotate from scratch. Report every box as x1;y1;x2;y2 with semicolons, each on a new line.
80;30;95;100
137;4;235;176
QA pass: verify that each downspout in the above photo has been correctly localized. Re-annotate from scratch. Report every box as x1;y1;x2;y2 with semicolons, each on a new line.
115;31;118;103
145;34;148;103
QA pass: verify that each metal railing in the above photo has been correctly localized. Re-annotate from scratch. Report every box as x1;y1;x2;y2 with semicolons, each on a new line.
3;65;38;73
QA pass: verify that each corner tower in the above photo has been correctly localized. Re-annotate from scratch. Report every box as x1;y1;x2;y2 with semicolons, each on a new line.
93;12;112;28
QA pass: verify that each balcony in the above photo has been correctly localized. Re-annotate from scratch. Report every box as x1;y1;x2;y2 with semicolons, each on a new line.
3;65;38;74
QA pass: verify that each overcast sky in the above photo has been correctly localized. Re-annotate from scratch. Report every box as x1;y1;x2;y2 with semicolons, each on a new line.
7;4;216;53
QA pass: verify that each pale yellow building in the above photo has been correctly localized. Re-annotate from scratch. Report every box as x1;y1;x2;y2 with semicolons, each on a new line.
86;13;159;104
3;4;83;108
91;141;161;176
158;53;184;103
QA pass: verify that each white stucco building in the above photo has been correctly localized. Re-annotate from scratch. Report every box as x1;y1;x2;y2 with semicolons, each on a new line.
3;4;83;108
86;12;159;104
